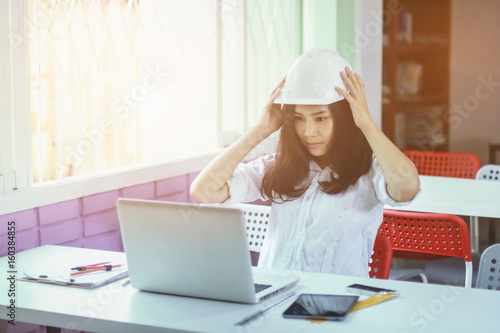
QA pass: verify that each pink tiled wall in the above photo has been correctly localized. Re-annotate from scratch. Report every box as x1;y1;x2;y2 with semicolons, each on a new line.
0;172;200;258
0;172;201;333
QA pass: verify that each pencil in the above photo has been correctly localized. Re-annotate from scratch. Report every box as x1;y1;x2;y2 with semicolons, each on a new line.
70;264;123;276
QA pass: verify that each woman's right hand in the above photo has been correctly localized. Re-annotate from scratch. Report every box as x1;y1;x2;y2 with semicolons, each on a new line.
256;76;286;136
190;78;286;204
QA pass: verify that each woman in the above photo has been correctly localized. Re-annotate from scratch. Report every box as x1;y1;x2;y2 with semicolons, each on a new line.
190;48;419;277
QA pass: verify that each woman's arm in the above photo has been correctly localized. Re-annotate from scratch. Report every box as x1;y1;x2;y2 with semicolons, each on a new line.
335;67;420;202
190;78;285;204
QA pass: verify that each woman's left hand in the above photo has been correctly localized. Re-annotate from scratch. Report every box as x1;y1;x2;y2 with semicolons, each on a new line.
335;67;374;130
337;67;420;202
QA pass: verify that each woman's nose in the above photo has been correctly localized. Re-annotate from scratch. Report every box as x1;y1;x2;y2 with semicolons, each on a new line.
304;121;317;137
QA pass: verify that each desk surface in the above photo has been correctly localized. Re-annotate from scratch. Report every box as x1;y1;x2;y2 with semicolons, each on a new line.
1;245;500;333
386;175;500;219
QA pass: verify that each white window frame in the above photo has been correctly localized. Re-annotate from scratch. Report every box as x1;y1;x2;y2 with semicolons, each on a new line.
0;0;381;216
1;1;32;198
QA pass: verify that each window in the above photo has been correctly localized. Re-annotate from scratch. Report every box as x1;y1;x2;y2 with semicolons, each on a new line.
29;0;220;184
0;0;302;212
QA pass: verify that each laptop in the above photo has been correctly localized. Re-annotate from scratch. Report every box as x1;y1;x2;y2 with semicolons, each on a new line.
116;198;299;304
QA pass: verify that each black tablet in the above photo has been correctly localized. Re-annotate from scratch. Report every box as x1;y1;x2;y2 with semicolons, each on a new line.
282;294;359;321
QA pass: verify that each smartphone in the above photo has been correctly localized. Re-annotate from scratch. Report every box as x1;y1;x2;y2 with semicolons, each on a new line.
345;283;399;296
282;294;359;321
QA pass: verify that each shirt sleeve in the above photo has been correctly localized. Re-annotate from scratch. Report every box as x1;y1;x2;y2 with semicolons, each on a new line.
371;157;421;207
222;154;274;205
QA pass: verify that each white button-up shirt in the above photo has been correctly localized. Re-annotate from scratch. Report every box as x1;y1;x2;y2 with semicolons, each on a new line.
225;153;414;278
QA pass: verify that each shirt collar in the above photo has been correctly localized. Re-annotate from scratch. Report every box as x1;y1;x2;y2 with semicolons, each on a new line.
309;160;338;180
309;159;323;173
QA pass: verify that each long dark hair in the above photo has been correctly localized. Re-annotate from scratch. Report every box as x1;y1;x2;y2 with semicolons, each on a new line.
261;99;373;202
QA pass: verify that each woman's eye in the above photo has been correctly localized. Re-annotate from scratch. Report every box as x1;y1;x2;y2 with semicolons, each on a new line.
316;117;326;121
294;116;304;121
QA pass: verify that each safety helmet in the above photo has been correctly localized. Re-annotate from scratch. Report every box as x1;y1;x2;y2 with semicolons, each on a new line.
274;48;352;105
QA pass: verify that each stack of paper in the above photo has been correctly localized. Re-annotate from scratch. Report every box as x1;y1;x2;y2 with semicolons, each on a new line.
20;250;128;289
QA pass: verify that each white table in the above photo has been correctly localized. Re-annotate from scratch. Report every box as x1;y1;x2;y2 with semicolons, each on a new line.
385;175;500;252
1;245;500;333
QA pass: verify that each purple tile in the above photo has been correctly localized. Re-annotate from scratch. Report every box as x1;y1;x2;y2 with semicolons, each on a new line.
83;209;120;236
58;239;83;249
39;218;83;245
84;233;123;252
121;182;155;200
15;229;40;253
39;199;80;225
156;191;189;203
82;190;120;215
0;209;36;234
0;235;12;257
156;175;188;197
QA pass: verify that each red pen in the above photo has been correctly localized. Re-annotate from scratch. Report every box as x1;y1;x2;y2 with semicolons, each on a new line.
70;264;123;276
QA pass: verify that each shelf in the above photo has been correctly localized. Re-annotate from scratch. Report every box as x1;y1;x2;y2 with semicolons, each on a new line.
381;0;451;151
383;42;449;55
395;92;448;105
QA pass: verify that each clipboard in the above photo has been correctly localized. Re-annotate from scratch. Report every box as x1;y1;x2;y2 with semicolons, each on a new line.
19;250;128;289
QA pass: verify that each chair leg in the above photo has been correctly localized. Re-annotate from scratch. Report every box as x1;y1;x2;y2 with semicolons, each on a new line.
470;216;479;253
488;218;497;245
465;261;473;288
418;273;428;283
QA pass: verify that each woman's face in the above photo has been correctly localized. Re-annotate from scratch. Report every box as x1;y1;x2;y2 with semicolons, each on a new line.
293;104;334;159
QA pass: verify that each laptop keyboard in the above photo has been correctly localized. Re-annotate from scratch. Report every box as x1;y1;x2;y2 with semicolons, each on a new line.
254;283;272;293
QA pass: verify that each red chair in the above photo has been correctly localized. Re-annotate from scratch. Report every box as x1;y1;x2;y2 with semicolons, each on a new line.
369;234;393;279
402;150;481;286
379;210;473;287
403;150;481;178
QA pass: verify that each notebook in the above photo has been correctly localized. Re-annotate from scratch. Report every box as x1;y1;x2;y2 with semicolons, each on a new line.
116;198;299;304
20;248;128;289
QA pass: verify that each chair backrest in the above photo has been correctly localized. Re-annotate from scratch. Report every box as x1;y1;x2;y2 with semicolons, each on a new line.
403;150;481;178
379;209;472;262
369;234;393;279
231;203;271;253
476;164;500;181
476;243;500;291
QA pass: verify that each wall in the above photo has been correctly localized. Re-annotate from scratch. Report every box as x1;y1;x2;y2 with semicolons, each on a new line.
0;172;200;258
1;172;201;332
449;0;500;164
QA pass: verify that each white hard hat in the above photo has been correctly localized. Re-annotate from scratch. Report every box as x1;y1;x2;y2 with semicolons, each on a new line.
274;48;352;105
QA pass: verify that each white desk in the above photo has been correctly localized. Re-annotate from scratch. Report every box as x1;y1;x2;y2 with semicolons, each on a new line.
1;245;500;332
386;175;500;218
385;175;500;252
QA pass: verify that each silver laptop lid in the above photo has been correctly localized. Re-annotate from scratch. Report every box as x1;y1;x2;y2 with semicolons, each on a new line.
117;198;258;303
